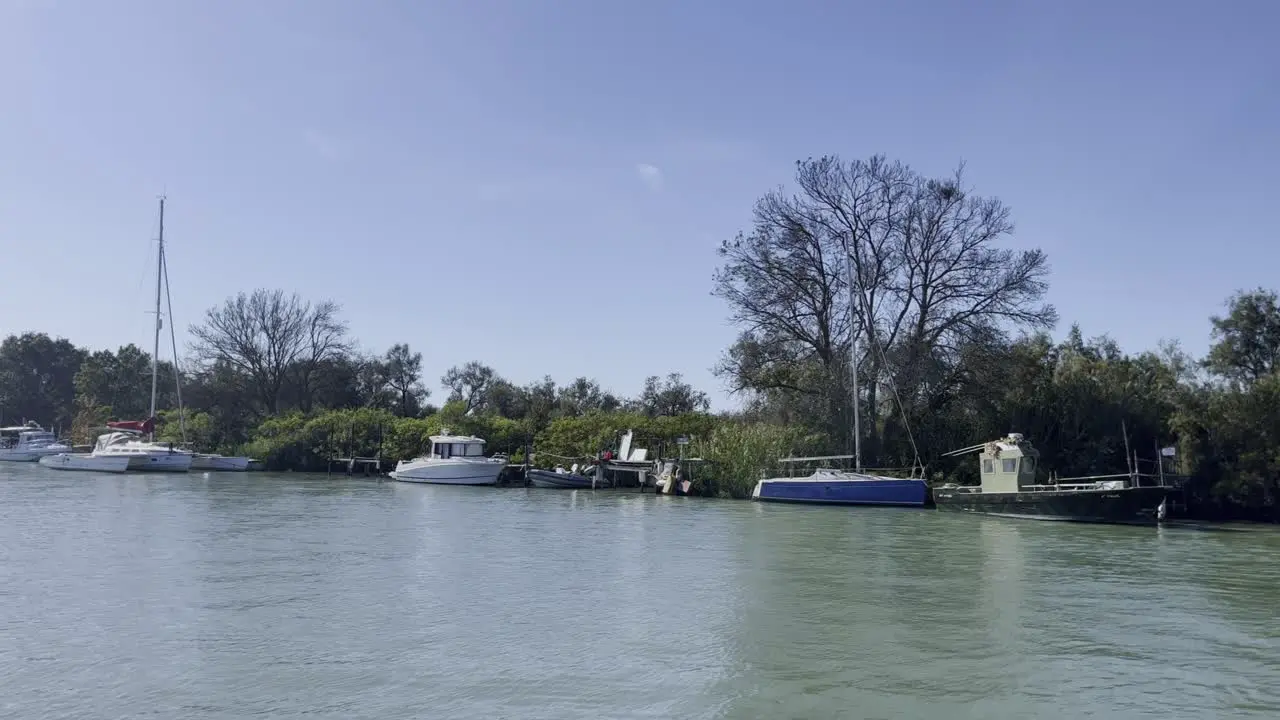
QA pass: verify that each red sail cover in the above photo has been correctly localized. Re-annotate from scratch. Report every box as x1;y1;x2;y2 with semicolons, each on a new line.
107;417;157;434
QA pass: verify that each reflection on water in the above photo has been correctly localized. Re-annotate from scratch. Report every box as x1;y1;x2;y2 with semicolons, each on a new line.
0;466;1277;719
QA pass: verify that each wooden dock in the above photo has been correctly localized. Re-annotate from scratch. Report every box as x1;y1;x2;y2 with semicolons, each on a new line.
327;456;388;476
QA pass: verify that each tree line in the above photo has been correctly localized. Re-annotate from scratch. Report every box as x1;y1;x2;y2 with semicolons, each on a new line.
0;287;710;465
2;152;1277;517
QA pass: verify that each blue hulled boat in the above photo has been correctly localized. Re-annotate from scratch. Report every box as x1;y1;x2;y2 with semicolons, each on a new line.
750;251;931;508
752;466;929;507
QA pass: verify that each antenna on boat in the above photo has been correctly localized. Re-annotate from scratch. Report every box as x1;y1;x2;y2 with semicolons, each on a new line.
148;195;165;442
941;442;988;458
845;246;923;475
845;253;862;472
1121;419;1133;475
162;232;187;445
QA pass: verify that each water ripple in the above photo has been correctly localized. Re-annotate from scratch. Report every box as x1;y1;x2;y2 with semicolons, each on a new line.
0;469;1277;719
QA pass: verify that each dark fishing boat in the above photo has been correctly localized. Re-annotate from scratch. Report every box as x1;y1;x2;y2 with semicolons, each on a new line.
933;433;1170;525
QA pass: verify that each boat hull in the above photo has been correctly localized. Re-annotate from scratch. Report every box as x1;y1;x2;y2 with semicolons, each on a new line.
391;459;505;485
933;485;1170;525
752;473;930;507
528;469;598;488
190;454;251;471
124;453;193;472
39;453;131;473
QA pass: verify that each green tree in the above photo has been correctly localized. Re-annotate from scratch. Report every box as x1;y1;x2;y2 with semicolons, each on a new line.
73;344;157;419
634;373;710;417
1204;288;1280;386
383;343;427;417
0;332;86;429
441;361;497;413
555;377;621;416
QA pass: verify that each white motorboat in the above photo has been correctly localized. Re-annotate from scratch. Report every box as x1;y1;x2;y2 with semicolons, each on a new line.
39;453;130;473
91;429;193;472
390;433;506;485
0;422;71;462
190;453;251;471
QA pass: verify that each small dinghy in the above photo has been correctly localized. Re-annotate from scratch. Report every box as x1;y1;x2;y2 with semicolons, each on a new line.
528;464;600;489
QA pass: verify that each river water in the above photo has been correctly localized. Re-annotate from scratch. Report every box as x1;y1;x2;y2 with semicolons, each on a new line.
0;466;1277;719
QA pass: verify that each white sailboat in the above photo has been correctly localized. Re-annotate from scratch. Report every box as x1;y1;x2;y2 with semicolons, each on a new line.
150;198;251;473
90;197;194;472
42;200;194;473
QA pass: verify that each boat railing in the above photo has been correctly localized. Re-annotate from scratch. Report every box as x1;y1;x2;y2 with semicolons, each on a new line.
772;454;924;479
1040;471;1171;490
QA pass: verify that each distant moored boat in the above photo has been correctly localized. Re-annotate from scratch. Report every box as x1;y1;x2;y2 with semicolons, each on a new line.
0;422;71;462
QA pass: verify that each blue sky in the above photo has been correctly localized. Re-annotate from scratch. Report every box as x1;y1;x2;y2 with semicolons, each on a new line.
2;0;1277;409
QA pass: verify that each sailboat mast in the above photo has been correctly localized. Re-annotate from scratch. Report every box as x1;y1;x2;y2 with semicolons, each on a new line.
149;197;165;433
846;252;862;473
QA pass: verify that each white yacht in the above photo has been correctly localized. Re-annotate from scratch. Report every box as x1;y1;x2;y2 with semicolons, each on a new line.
0;422;71;462
390;433;506;485
91;429;193;472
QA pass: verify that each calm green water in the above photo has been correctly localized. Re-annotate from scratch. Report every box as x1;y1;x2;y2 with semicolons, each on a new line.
1;465;1278;719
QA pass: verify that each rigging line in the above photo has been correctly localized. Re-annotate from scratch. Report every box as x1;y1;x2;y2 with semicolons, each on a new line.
162;246;187;445
134;216;160;361
135;207;163;306
848;253;924;477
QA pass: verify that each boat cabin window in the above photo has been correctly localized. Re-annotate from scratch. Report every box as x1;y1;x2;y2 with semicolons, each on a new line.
433;441;486;458
1001;458;1018;473
982;459;994;474
1023;457;1036;473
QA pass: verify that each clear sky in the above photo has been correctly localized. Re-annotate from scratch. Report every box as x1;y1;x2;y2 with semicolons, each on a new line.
2;0;1277;409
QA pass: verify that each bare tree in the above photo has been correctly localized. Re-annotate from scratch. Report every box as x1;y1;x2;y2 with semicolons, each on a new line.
714;155;1055;460
292;299;350;412
189;289;350;414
